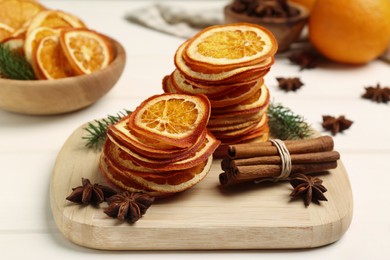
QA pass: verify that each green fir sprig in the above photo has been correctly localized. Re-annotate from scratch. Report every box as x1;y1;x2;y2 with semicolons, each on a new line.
83;110;132;150
0;44;36;80
267;102;312;140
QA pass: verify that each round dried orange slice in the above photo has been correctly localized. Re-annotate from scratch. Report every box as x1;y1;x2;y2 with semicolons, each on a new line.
128;93;211;148
208;109;264;127
59;28;114;75
169;69;238;97
33;35;73;79
212;112;268;138
24;26;61;64
26;9;85;35
211;84;270;117
208;78;263;108
108;130;219;171
0;22;14;42
107;115;207;160
100;150;211;196
175;40;274;84
0;0;45;30
100;154;166;197
184;23;277;68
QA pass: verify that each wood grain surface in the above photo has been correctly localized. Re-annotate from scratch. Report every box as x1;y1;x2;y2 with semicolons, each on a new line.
50;123;353;250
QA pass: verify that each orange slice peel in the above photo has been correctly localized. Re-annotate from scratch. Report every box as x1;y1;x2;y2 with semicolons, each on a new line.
59;28;114;75
128;93;211;148
33;34;73;79
184;23;278;69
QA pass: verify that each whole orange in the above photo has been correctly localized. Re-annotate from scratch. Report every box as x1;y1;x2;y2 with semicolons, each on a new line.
308;0;390;64
289;0;316;12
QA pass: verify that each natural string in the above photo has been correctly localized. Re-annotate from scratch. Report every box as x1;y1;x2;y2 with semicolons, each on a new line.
254;139;292;183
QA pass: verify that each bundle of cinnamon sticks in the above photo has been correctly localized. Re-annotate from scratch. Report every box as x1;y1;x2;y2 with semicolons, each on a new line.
219;136;340;187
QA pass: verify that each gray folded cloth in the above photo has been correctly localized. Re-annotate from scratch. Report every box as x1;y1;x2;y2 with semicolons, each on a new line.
126;3;223;38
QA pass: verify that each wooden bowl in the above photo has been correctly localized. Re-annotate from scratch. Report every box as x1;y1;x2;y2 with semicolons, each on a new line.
0;39;126;115
224;2;309;52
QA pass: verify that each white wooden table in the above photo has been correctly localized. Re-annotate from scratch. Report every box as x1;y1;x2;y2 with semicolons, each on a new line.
1;1;389;259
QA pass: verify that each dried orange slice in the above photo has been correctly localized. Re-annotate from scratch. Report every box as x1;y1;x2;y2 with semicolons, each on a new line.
175;40;274;84
0;22;14;42
26;9;85;35
108;130;219;171
217;120;270;145
128;93;211;148
208;109;264;127
212;112;268;138
0;0;45;30
107;115;207;160
184;23;278;69
211;84;270;117
100;150;211;197
59;28;114;75
169;69;238;97
33;35;73;79
100;154;164;197
24;26;60;64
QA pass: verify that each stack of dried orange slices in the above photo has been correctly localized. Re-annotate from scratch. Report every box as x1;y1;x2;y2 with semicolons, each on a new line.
162;23;278;155
100;93;220;197
0;0;114;80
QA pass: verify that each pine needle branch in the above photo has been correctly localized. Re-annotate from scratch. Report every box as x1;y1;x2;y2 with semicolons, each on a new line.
267;102;312;140
0;44;36;80
83;110;132;150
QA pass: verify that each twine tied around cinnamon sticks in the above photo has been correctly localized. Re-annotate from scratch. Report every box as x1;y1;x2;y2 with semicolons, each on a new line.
219;136;340;187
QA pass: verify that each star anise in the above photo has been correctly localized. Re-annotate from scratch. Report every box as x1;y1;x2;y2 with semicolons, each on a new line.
231;0;298;17
276;77;304;91
362;83;390;103
231;0;257;13
321;115;353;136
66;178;117;205
255;0;298;17
104;191;155;223
289;173;327;207
288;49;318;70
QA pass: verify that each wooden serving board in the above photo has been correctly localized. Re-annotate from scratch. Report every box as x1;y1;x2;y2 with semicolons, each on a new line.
50;123;353;250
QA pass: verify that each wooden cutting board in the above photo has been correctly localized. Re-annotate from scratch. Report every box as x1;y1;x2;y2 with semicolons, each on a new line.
50;123;353;250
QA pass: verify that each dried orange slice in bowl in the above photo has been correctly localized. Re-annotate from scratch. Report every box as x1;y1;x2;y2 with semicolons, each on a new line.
24;26;61;64
184;23;278;70
59;28;114;75
0;0;45;30
128;93;211;148
0;22;14;42
26;9;85;35
33;35;73;79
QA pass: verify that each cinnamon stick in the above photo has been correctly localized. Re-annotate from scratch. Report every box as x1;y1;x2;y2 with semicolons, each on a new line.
228;136;334;159
219;161;338;187
231;151;340;167
219;135;340;187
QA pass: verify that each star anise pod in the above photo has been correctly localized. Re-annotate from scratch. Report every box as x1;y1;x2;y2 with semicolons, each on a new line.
288;49;318;70
255;0;299;17
231;0;257;13
276;77;304;91
231;0;298;17
289;173;327;207
362;83;390;103
66;178;117;205
321;115;353;136
104;191;155;223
